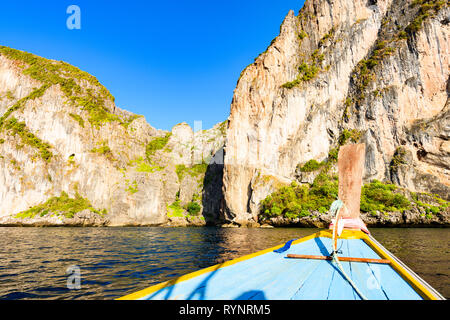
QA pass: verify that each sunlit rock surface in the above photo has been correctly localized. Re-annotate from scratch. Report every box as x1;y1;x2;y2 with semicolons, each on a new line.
222;0;449;225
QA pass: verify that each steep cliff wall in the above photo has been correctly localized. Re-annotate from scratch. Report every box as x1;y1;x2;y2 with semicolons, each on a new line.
222;0;449;225
0;46;225;226
1;0;448;227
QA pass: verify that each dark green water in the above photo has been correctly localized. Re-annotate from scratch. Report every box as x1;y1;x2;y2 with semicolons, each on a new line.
0;227;448;299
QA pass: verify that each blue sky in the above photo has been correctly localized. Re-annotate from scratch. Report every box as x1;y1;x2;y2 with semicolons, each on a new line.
0;1;304;131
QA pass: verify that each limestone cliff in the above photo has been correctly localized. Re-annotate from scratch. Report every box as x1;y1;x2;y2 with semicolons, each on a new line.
1;0;448;228
0;46;225;226
222;0;449;225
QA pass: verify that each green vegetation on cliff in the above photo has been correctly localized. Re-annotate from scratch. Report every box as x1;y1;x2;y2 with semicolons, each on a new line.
360;180;410;214
0;85;54;162
167;199;184;217
390;147;407;170
261;173;338;220
296;128;361;174
186;201;201;216
70;94;119;127
167;199;202;218
282;28;333;89
297;159;325;172
0;46;114;102
406;0;446;34
0;85;49;126
167;190;203;219
120;114;143;130
15;191;106;219
125;180;138;194
69;113;85;128
345;0;446;110
145;133;172;160
260;174;413;220
129;157;164;173
175;161;208;182
282;58;321;89
298;30;308;40
3;117;52;162
411;192;448;218
353;40;395;102
5;90;14;100
91;141;115;161
91;142;111;155
0;46;118;128
338;129;362;145
261;138;421;221
318;27;335;47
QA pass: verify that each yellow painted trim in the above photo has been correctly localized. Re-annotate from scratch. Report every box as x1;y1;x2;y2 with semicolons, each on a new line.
361;234;438;300
117;228;437;300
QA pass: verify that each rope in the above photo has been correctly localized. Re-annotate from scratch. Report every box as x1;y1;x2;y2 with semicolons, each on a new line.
330;199;368;300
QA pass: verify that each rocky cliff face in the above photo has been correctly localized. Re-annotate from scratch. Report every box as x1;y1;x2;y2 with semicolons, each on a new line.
0;46;225;226
1;0;448;228
222;0;449;225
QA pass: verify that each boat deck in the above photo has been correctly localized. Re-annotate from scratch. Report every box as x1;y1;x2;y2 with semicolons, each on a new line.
119;230;441;300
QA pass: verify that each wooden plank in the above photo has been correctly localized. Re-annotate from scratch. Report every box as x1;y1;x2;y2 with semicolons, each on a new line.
286;254;391;264
338;143;365;219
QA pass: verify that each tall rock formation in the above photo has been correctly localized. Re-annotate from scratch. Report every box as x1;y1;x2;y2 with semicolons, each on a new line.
222;0;449;225
0;0;448;227
0;46;225;226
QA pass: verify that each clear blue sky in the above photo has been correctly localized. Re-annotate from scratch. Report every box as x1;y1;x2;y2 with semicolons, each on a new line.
0;1;304;131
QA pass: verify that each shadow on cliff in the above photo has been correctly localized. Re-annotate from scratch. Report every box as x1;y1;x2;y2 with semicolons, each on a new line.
201;147;225;225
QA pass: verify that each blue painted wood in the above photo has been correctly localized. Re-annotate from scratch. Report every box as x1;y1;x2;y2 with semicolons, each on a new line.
143;250;289;300
345;238;389;300
240;259;322;300
140;236;424;300
211;258;306;299
185;254;302;300
288;237;332;256
326;240;358;300
290;258;337;299
353;240;422;300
